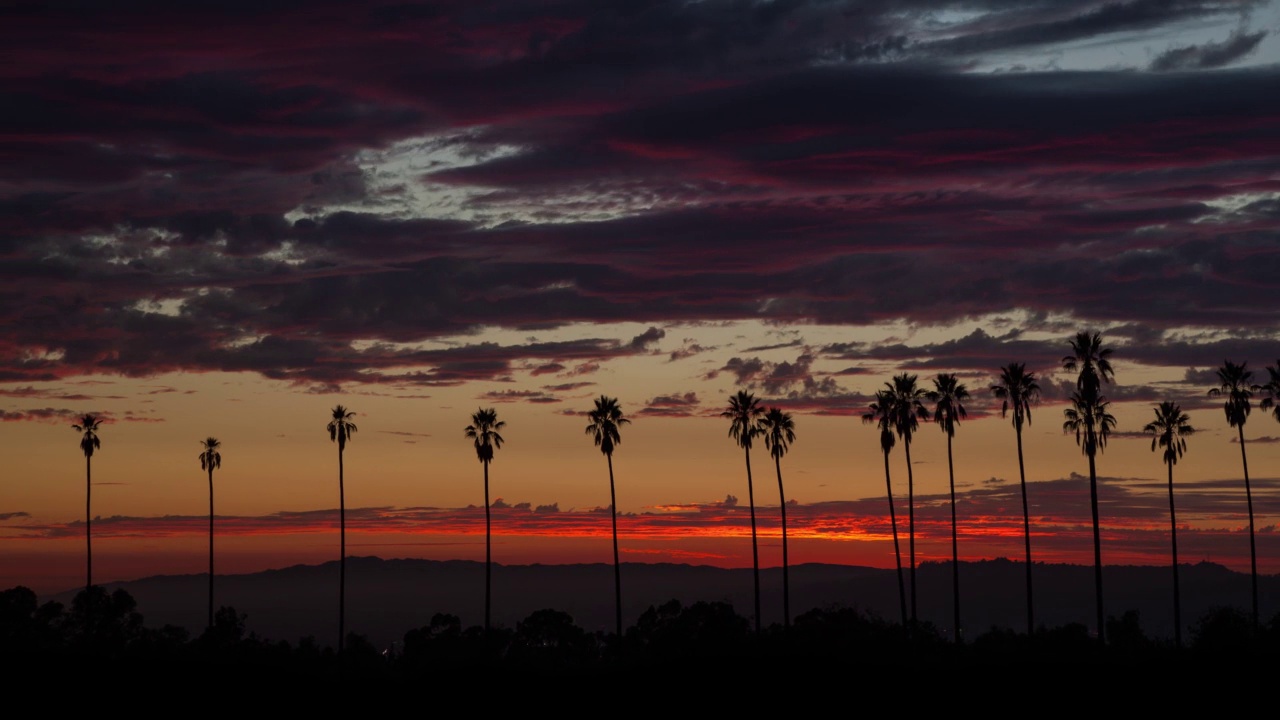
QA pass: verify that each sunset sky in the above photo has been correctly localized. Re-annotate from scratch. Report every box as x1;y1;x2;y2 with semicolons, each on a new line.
3;0;1280;598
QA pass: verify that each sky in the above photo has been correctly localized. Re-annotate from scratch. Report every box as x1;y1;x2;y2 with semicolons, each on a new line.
2;0;1280;599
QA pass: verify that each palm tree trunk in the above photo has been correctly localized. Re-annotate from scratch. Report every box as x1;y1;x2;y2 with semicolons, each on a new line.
1237;425;1258;631
947;435;960;643
208;465;215;632
85;455;92;592
904;439;917;627
338;445;345;656
884;451;907;627
1087;447;1104;645
1016;425;1034;636
1167;460;1181;649
774;454;789;631
744;446;760;636
484;460;491;640
608;453;622;638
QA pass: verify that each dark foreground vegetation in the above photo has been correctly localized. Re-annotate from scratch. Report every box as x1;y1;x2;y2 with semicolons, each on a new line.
4;584;1278;704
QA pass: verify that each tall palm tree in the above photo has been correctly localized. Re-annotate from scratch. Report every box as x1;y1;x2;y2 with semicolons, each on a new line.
885;373;930;627
585;395;630;639
326;404;357;655
1062;329;1116;644
863;390;908;628
198;437;222;632
1207;360;1258;631
1062;388;1116;644
465;407;505;640
71;414;102;593
928;373;969;643
722;389;765;635
991;362;1041;636
1142;401;1194;649
760;406;796;631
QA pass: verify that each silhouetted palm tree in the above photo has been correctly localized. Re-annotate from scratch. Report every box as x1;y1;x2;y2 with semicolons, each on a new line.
1261;359;1280;423
885;373;929;627
928;373;969;643
990;362;1041;636
585;395;629;639
1207;360;1259;631
760;406;796;631
465;407;505;640
863;390;908;628
71;414;102;593
1062;388;1116;644
1062;330;1115;396
722;389;765;635
198;437;222;632
326;404;357;655
1143;401;1194;649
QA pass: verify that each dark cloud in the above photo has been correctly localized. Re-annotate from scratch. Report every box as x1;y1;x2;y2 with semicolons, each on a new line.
0;1;1277;390
639;392;701;417
1150;28;1269;71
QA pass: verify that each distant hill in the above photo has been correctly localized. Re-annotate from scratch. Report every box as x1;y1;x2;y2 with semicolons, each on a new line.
42;557;1279;651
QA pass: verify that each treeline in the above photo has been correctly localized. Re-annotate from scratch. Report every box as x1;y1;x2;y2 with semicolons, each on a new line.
3;584;1277;689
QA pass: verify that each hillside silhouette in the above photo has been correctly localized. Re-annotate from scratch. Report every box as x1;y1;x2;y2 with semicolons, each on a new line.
38;557;1279;652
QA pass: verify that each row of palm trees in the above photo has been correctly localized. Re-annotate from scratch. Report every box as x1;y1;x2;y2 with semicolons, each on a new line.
67;333;1280;652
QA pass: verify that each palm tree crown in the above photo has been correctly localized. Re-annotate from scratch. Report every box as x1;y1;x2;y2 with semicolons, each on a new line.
1062;330;1115;395
991;362;1040;432
1062;390;1117;457
466;407;506;462
328;405;358;450
199;437;222;472
585;395;629;457
1144;402;1194;466
73;414;102;459
928;373;969;437
723;390;765;450
1207;360;1253;428
1260;359;1280;423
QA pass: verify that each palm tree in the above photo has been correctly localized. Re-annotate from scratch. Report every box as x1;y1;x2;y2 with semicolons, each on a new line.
326;404;357;655
1261;359;1280;421
760;406;796;631
465;407;505;640
585;395;630;639
1062;388;1116;644
1062;330;1115;396
862;390;908;628
885;373;930;627
198;437;222;632
1207;360;1259;631
991;362;1041;637
71;414;102;593
928;373;969;643
722;389;765;635
1260;359;1280;423
1142;401;1194;649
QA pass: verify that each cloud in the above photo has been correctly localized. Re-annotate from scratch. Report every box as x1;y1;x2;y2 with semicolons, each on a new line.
1150;28;1269;71
639;392;701;417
